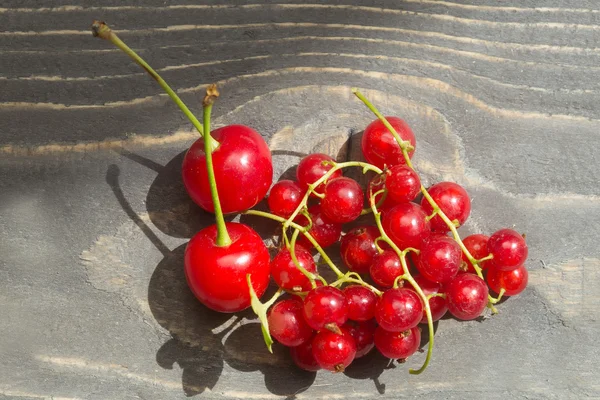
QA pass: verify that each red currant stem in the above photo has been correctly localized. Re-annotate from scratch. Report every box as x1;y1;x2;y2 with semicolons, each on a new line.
392;274;408;289
202;87;231;247
355;91;499;309
351;88;414;152
330;273;383;296
283;161;382;231
281;225;291;249
478;253;494;263
373;237;386;254
425;210;438;222
368;192;433;374
427;293;447;300
244;210;344;279
289;228;320;289
91;21;219;151
247;274;284;353
489;288;505;304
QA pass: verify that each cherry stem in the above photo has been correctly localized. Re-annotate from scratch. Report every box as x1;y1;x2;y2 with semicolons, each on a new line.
203;85;231;247
353;89;498;309
91;20;219;151
247;274;284;353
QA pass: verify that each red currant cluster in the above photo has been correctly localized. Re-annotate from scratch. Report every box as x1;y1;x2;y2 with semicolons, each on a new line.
94;21;529;376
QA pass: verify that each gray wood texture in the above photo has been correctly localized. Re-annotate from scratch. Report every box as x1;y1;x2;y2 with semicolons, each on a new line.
1;1;599;399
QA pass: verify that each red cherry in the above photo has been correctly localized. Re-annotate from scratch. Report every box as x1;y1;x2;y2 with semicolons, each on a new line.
344;320;377;358
385;165;421;203
486;264;528;296
296;153;342;196
409;275;448;323
321;177;364;224
311;328;357;372
375;288;424;332
374;326;421;360
270;245;317;292
416;235;462;284
382;203;431;249
420;182;471;232
184;222;270;313
361;116;416;169
343;285;378;321
295;205;342;249
182;125;273;214
487;229;528;271
461;234;491;273
303;286;348;331
290;337;321;371
445;273;489;320
267;298;314;347
340;226;381;274
267;180;304;218
367;174;397;212
370;250;403;288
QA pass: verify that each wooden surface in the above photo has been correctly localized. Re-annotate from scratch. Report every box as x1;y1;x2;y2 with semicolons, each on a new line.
1;1;599;399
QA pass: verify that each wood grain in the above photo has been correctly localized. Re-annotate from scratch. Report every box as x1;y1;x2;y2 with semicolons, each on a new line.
0;1;599;399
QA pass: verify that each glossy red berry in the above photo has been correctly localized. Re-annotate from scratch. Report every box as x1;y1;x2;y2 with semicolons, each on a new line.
303;286;348;331
296;205;342;249
374;326;421;360
321;177;364;224
382;203;431;249
267;180;304;218
311;328;357;372
385;165;421;203
184;222;270;313
445;273;489;320
182;125;273;214
461;234;491;273
340;226;381;275
270;245;316;292
410;275;448;323
344;285;378;321
421;182;471;232
486;264;528;296
370;250;403;288
361;116;416;169
375;288;424;332
344;320;377;358
416;235;462;284
268;298;314;347
487;229;528;271
290;337;321;371
296;153;342;196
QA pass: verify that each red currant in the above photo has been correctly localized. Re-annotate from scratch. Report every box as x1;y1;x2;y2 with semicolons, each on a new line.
487;229;528;271
370;250;403;288
416;235;462;284
445;273;489;320
340;226;381;275
374;326;421;360
410;275;448;323
267;180;304;218
311;328;357;372
461;234;490;273
303;286;348;331
375;288;423;332
295;205;342;249
344;285;378;321
321;177;364;224
361;116;416;169
486;264;528;296
385;165;420;203
290;337;321;372
270;245;316;292
421;182;471;232
268;298;314;347
296;153;342;196
344;320;377;358
382;203;431;249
